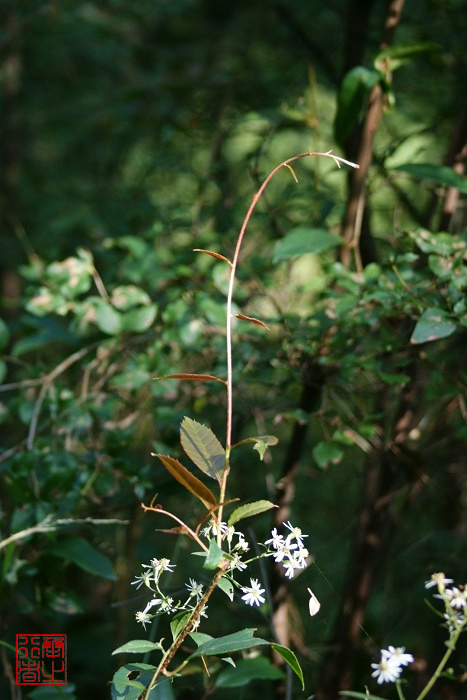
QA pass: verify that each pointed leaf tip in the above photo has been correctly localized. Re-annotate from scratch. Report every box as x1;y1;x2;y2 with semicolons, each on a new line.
235;314;270;330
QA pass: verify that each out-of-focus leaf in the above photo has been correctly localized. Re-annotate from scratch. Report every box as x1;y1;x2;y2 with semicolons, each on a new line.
94;300;123;335
273;228;341;263
375;41;439;71
47;537;116;580
215;656;284;687
334;66;381;146
312;441;344;469
180;417;225;480
120;305;157;333
152;454;217;509
410;308;457;344
393;163;467;193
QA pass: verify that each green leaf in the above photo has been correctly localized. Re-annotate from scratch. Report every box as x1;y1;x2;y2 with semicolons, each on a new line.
312;441;344;469
94;300;123;335
189;629;269;659
111;663;158;700
180;417;225;480
410;308;457;344
334;66;382;146
271;644;304;690
228;500;277;527
28;685;77;699
112;640;164;655
217;575;235;601
152;454;217;510
203;538;225;570
0;317;10;351
393;163;467;193
375;41;439;71
171;611;191;641
47;536;116;580
0;359;7;384
120;304;157;333
233;435;278;460
215;656;284;688
273;227;341;263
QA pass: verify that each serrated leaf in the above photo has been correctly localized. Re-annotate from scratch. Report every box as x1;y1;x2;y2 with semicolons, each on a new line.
271;644;304;690
180;417;225;480
410;308;457;344
112;640;164;655
189;629;269;659
215;656;284;688
203;538;225;570
152;454;217;510
154;373;227;385
273;227;341;263
228;500;277;527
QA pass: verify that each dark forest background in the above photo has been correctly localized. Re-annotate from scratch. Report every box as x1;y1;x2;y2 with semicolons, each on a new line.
0;1;466;699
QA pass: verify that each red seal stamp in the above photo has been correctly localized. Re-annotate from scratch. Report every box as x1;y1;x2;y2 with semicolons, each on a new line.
16;634;67;685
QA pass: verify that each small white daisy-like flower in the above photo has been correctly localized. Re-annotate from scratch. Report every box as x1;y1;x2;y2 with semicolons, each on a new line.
154;557;175;573
131;570;153;590
272;540;298;563
185;578;204;599
264;528;285;550
241;578;266;607
292;547;309;569
229;553;248;572
283;558;301;579
135;610;152;630
235;537;250;553
444;587;466;610
159;596;174;612
382;646;414;667
283;521;308;547
371;657;402;684
425;572;453;591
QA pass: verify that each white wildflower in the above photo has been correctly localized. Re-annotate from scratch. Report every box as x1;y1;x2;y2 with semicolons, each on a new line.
241;578;266;607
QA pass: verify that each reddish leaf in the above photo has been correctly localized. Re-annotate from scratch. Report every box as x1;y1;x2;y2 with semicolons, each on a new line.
154;373;227;385
152;454;217;510
193;249;232;266
235;314;270;330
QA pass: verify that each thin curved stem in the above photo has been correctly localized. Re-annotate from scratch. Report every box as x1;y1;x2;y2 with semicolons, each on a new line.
218;150;358;529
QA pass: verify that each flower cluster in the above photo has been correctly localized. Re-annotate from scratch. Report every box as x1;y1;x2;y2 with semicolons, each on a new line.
264;521;309;579
425;572;467;633
132;557;205;630
371;646;414;685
